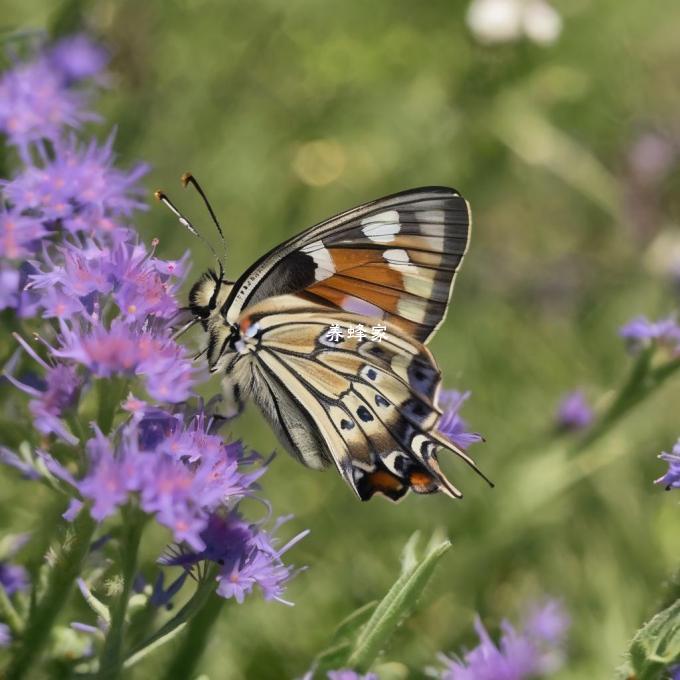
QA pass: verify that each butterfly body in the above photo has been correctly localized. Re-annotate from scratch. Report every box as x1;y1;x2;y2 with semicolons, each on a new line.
182;187;488;501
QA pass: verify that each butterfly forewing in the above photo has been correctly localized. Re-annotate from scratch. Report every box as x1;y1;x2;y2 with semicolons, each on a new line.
222;187;470;344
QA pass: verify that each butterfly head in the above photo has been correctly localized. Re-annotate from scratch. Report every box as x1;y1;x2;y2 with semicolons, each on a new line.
188;269;235;326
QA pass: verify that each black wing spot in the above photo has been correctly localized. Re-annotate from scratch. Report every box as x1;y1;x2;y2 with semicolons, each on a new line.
407;359;438;395
340;418;355;430
411;401;427;416
420;439;434;457
366;368;377;381
375;394;389;408
357;406;374;422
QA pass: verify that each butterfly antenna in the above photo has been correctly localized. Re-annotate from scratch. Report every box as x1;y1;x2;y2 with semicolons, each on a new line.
181;172;227;261
154;189;224;278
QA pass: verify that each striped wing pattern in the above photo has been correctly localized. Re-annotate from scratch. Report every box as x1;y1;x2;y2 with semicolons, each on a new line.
234;298;486;501
223;187;470;344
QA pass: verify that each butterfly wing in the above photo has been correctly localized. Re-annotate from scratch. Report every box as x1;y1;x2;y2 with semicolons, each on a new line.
223;187;470;344
236;297;487;501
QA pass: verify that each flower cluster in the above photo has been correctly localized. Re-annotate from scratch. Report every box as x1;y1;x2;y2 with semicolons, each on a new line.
429;599;569;679
619;315;680;355
0;29;306;637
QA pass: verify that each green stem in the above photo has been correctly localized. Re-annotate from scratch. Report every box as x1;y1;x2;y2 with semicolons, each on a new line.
574;352;680;454
126;566;218;662
96;507;145;680
159;593;225;680
96;377;129;435
6;508;97;680
65;410;88;446
573;348;653;452
0;586;24;636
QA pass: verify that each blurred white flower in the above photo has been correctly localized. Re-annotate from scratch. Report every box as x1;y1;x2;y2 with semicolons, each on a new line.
522;0;562;44
466;0;522;44
466;0;562;46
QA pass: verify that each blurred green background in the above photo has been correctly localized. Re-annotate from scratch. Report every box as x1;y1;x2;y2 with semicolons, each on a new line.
4;0;680;677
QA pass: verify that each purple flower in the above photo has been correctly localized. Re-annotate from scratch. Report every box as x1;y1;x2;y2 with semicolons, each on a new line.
28;241;112;300
4;334;82;444
28;239;182;321
145;571;188;609
655;439;680;490
46;409;264;551
523;600;570;644
0;207;48;260
555;390;593;432
77;427;132;521
0;533;30;596
48;34;109;83
0;446;40;480
438;390;483;449
51;319;196;403
162;512;308;604
0;623;10;647
430;599;569;679
0;562;29;596
0;265;20;311
3;132;148;236
0;57;95;154
106;241;180;320
619;316;680;354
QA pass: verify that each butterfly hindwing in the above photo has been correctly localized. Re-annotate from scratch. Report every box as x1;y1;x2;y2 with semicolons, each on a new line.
235;297;484;501
223;187;470;344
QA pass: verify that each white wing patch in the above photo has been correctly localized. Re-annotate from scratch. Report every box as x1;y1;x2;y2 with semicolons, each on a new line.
383;248;414;269
383;249;433;298
361;210;400;243
416;209;447;223
301;240;336;281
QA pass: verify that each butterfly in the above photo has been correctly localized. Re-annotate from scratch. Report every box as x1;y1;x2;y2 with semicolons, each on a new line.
157;177;491;502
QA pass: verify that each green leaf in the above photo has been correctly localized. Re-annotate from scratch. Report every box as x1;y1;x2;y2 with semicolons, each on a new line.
313;641;354;676
330;601;379;645
345;532;452;672
312;601;379;675
308;532;451;678
622;598;680;679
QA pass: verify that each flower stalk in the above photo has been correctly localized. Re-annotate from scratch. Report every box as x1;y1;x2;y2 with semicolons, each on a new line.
96;505;145;680
7;507;96;680
159;590;225;680
126;565;218;664
0;586;23;636
96;377;129;436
